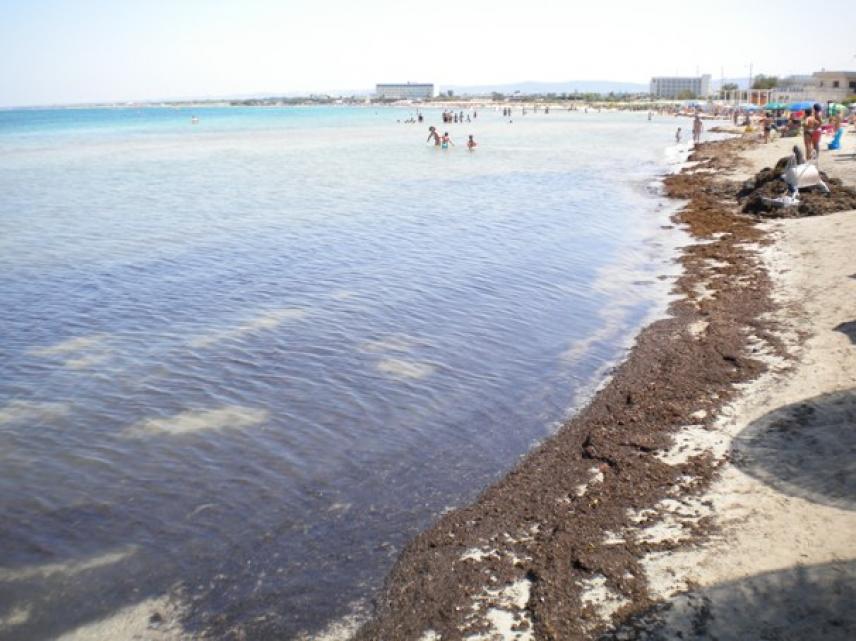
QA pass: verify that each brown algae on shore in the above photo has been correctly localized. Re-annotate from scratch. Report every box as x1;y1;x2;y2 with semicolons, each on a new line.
354;136;789;641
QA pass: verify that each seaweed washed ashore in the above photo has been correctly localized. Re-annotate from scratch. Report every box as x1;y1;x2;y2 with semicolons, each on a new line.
352;135;792;641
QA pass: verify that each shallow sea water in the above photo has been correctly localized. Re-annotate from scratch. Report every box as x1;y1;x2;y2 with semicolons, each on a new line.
0;106;689;639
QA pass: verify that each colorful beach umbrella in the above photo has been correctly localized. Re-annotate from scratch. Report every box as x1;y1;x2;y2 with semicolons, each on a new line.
762;102;786;110
788;101;816;111
828;103;849;115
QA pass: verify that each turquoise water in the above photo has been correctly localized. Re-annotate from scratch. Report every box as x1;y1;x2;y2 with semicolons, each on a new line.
0;106;687;639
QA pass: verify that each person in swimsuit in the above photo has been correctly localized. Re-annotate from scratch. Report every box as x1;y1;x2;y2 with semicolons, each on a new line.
426;126;441;146
692;115;703;144
761;112;772;144
675;127;682;144
467;135;477;150
441;132;454;149
812;104;824;155
803;110;820;160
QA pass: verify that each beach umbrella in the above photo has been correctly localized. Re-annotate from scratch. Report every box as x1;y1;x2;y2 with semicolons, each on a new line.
741;104;759;111
788;101;816;111
762;102;786;110
828;103;849;115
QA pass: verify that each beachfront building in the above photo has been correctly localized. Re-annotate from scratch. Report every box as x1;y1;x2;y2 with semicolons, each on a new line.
770;71;856;105
375;83;434;100
649;75;711;99
812;71;856;102
771;75;816;104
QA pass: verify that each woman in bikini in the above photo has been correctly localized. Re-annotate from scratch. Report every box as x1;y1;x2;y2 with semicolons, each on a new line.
803;109;821;160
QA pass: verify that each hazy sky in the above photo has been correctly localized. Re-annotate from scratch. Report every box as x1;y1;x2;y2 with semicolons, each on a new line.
1;0;854;106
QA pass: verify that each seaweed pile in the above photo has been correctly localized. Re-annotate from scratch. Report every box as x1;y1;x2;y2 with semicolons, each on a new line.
739;155;856;217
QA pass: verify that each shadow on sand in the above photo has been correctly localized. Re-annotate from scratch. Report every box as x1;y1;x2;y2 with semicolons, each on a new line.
730;389;856;511
834;320;856;345
602;560;856;640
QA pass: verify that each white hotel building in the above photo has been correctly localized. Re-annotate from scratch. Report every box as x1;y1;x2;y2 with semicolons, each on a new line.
650;75;712;99
375;83;435;100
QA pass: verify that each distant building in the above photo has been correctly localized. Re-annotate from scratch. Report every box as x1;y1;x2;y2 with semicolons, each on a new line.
375;83;434;100
812;70;856;102
772;71;856;105
649;75;711;99
772;75;817;103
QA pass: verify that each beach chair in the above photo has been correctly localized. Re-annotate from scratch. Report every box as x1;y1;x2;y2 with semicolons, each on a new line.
827;128;843;151
784;162;830;194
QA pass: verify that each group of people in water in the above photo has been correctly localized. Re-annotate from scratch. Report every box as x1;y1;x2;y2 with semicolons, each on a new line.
442;110;477;123
426;126;477;150
675;114;705;145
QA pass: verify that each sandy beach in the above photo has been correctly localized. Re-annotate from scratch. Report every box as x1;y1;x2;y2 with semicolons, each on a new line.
354;126;856;640
598;129;856;639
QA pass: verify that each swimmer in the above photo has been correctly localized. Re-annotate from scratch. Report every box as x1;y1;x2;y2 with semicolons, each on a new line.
426;126;441;146
467;135;477;150
441;132;454;148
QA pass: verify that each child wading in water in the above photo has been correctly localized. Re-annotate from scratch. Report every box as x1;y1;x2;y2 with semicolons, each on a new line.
467;135;477;150
441;132;454;149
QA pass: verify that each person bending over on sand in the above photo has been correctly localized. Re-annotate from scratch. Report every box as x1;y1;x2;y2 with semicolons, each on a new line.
692;115;703;144
467;135;477;150
675;127;682;144
427;126;441;146
441;132;454;149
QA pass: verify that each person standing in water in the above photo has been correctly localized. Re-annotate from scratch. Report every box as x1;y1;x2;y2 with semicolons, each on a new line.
675;127;682;144
692;115;703;144
441;132;454;149
426;126;441;146
467;135;477;150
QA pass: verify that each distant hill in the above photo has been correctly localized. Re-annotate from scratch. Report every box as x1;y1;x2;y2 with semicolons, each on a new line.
442;80;649;96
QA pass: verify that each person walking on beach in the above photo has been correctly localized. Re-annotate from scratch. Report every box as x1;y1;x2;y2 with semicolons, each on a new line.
426;126;441;146
692;115;703;144
675;127;682;144
803;109;821;160
761;111;772;144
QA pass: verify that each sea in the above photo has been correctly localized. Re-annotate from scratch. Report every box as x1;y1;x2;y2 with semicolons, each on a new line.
0;105;691;640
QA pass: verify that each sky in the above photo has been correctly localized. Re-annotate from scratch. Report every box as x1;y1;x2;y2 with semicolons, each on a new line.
1;0;854;107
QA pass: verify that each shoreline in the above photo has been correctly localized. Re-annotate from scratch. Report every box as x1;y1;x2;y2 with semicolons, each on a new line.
352;132;856;639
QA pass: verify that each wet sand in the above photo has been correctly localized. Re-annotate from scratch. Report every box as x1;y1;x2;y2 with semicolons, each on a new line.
356;131;856;640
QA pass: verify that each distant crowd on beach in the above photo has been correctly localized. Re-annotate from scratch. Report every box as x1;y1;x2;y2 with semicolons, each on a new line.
652;100;853;162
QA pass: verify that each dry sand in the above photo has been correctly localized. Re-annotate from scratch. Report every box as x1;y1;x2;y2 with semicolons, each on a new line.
604;131;856;640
